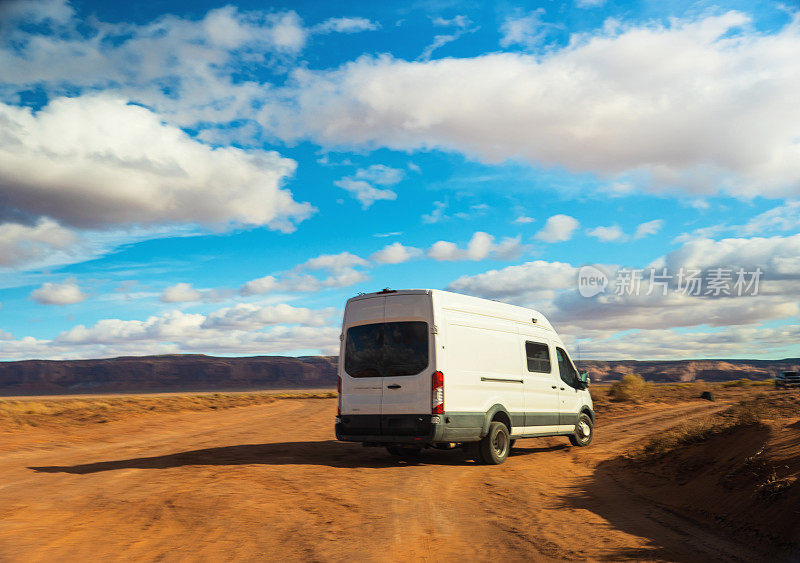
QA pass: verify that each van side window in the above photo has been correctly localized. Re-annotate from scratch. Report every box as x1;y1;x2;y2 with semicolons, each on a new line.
525;341;551;373
556;347;579;388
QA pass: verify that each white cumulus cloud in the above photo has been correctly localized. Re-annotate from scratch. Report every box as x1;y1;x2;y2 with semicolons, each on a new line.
314;17;379;34
447;234;800;350
240;252;370;295
160;283;204;303
371;242;423;264
0;95;311;231
261;12;800;198
633;219;664;239
0;219;78;267
30;280;87;305
448;260;578;301
202;303;333;330
0;305;341;359
334;164;404;208
653;233;800;279
428;232;525;261
586;220;663;242
499;9;560;49
535;215;580;242
587;225;625;242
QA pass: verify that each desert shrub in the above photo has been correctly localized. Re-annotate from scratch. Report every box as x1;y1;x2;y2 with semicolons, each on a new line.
722;378;774;388
609;374;650;402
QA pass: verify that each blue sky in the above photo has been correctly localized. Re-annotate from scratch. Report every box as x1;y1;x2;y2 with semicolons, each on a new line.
0;0;798;360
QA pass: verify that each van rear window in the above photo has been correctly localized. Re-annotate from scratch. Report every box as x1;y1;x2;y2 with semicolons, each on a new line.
345;321;429;378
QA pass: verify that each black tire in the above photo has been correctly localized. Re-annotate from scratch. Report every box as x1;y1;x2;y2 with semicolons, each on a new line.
386;445;422;459
476;421;511;465
462;442;481;463
569;413;594;447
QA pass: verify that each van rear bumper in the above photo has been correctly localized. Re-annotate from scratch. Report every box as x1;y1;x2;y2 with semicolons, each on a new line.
336;414;439;443
335;413;484;443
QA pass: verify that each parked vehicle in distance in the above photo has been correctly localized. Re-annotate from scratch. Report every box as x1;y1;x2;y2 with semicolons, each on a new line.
776;371;800;388
335;289;594;465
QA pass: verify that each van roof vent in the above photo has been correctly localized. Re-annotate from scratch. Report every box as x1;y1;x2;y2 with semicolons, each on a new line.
377;288;397;294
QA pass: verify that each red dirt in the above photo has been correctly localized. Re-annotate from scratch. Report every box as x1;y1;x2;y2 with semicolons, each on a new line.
0;396;795;561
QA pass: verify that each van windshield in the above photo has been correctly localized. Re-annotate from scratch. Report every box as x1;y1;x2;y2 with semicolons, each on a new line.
344;321;429;378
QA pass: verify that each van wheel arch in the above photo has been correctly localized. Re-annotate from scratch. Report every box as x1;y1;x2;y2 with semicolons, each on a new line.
482;404;512;437
580;407;595;423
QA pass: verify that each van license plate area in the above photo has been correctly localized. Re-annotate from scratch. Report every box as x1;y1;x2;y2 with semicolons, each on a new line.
383;415;432;436
338;415;433;437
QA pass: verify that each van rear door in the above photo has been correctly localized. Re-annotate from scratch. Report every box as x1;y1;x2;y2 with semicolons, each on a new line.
341;293;433;416
376;320;431;414
340;296;384;415
379;294;433;415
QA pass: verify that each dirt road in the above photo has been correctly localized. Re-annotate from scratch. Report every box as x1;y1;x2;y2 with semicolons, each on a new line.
0;398;773;562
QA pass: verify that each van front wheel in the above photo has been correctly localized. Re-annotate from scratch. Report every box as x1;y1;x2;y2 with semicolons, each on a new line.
477;421;511;465
569;413;593;447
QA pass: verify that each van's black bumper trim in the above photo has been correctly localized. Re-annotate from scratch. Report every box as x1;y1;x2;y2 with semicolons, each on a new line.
336;414;437;441
336;409;595;443
337;434;434;444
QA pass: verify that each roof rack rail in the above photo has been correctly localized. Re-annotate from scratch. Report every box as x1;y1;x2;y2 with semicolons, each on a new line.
377;288;397;294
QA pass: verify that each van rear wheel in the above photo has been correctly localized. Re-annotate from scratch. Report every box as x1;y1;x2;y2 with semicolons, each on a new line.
569;413;593;447
476;421;510;465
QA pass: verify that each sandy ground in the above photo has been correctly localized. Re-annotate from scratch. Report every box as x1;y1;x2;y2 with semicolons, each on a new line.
0;388;336;400
0;397;783;562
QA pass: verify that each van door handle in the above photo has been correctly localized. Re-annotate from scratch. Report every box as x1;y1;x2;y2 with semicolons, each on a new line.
551;385;557;389
387;384;401;389
559;387;565;391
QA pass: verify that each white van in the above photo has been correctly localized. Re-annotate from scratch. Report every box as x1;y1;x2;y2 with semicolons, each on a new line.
335;289;594;464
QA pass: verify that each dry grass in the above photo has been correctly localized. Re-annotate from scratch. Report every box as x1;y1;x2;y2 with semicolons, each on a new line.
590;379;788;420
722;378;775;388
636;400;767;460
0;391;336;432
608;374;651;402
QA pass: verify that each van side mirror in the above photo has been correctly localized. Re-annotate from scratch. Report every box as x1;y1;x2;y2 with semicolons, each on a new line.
578;371;589;387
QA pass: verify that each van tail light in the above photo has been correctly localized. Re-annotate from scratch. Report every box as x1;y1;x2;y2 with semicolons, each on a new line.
337;376;342;415
432;371;444;414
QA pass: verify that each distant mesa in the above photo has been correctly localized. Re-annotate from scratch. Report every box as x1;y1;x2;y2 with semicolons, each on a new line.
0;355;337;396
0;355;797;396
